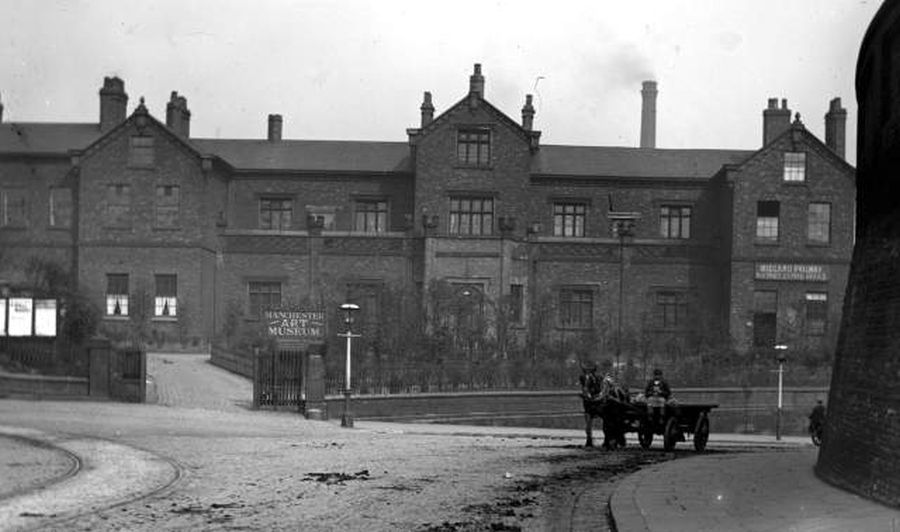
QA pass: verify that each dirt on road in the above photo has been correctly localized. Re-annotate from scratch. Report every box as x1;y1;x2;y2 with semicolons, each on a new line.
0;353;691;531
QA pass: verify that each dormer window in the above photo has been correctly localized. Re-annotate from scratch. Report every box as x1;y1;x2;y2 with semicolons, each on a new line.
783;152;806;182
457;128;490;166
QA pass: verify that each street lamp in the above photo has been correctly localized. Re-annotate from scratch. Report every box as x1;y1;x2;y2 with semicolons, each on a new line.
774;344;788;441
338;303;361;428
609;212;640;377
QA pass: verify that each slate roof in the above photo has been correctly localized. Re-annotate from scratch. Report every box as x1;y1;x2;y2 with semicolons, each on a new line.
0;121;755;181
0;122;102;155
533;145;754;179
190;139;413;173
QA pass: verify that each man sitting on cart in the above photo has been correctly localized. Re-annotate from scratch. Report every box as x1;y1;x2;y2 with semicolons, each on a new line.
644;368;672;427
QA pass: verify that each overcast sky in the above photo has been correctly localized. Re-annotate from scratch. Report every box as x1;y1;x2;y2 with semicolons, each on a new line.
1;0;882;164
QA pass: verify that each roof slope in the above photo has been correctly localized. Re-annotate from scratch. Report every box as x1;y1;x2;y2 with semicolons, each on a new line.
0;122;102;155
191;139;412;173
534;145;754;179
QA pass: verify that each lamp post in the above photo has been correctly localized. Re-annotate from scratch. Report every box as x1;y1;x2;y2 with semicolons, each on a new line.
338;303;360;428
609;212;639;376
774;344;788;441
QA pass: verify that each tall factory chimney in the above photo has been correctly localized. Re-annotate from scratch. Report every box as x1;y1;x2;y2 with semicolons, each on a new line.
640;80;657;148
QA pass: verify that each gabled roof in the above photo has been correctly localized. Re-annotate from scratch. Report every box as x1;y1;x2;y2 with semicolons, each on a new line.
190;139;412;173
0;122;102;155
533;145;753;179
730;122;855;177
416;93;537;146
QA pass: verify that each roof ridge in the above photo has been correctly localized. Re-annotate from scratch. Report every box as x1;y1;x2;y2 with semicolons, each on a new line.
192;137;407;145
542;144;754;153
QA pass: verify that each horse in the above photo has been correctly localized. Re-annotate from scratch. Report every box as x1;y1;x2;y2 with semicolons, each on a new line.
580;372;629;449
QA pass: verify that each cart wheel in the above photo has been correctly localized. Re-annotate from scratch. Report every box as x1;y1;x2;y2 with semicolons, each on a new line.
638;423;653;449
693;414;710;452
663;417;679;452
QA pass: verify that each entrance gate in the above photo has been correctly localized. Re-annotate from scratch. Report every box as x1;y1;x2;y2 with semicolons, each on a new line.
252;307;327;412
253;345;305;410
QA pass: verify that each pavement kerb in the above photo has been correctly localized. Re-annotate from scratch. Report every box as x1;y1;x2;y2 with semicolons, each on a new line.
0;425;181;531
609;461;658;532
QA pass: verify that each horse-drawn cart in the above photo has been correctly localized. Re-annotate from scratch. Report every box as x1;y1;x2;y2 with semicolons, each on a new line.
620;399;718;452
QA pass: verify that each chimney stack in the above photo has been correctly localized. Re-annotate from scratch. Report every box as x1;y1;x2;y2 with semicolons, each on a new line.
522;94;535;131
267;114;283;141
640;80;657;148
420;92;434;127
165;91;191;138
825;97;847;159
99;76;128;132
763;97;791;146
0;92;4;123
469;63;484;99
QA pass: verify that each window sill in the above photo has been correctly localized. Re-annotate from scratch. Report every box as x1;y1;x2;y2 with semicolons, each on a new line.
151;317;178;323
782;180;807;186
104;315;130;321
806;242;831;248
453;164;493;171
754;240;780;246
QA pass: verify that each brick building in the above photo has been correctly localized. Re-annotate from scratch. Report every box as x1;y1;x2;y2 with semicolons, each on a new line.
0;65;854;362
816;1;900;508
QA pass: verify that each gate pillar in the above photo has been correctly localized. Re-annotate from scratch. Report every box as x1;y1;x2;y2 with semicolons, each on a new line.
304;342;327;420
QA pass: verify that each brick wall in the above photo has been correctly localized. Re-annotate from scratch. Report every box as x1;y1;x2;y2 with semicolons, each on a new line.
816;2;900;508
228;174;413;232
726;125;855;352
0;157;75;285
75;116;224;347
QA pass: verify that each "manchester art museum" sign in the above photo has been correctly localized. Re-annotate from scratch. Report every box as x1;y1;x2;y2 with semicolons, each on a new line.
263;308;326;341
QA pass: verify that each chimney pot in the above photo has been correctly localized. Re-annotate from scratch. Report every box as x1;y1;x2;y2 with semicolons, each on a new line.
99;76;128;132
420;91;434;127
825;97;847;159
763;97;791;146
268;114;283;141
166;91;191;138
469;63;485;99
0;92;4;123
640;80;658;148
521;94;535;131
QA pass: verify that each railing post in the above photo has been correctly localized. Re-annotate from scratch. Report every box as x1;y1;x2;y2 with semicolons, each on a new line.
252;346;260;409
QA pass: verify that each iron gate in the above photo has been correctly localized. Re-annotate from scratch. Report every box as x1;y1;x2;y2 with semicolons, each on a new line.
253;346;305;410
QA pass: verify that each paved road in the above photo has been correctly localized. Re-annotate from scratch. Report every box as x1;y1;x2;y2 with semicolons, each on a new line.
0;353;642;531
149;352;253;411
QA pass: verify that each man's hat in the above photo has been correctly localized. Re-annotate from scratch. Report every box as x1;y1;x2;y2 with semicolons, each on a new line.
653;368;663;376
581;360;598;372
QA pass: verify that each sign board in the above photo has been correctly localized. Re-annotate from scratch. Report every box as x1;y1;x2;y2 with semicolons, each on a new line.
34;299;57;337
263;308;326;343
755;263;828;282
8;298;33;336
